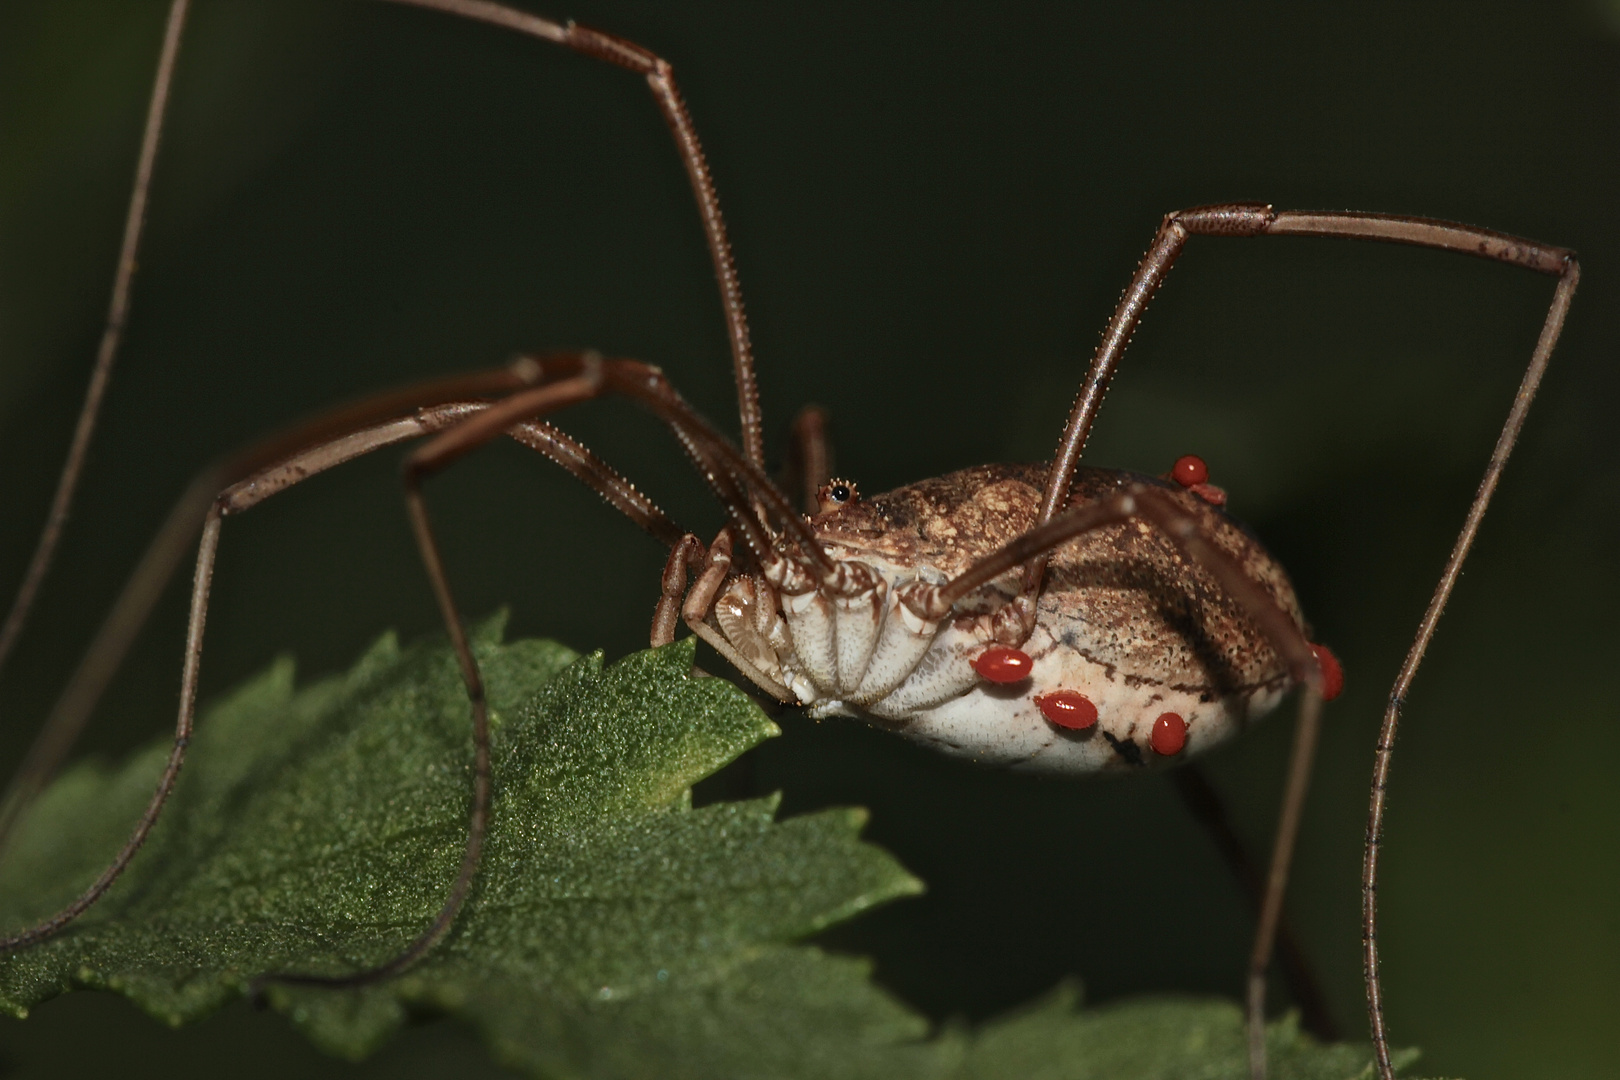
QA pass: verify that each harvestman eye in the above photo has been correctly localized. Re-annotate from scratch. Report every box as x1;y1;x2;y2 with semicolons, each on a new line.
0;4;1579;1080
814;478;858;515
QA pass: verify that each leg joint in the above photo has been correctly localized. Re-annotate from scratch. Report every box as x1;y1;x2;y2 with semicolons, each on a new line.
1172;203;1277;236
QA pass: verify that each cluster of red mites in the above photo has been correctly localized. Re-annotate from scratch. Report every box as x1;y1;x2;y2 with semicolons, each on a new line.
970;643;1344;755
965;462;1346;756
971;647;1184;755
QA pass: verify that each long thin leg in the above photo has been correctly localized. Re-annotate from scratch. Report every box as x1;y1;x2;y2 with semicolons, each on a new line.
521;354;832;578
906;483;1325;1079
4;0;766;770
0;365;703;961
1247;688;1322;1080
378;0;766;471
1034;206;1575;552
1171;765;1338;1041
261;352;824;987
1123;490;1325;1080
0;502;218;954
1362;256;1579;1079
0;404;493;952
0;368;538;853
0;363;687;856
1;0;781;983
0;0;192;689
0;341;830;969
1025;208;1576;1076
266;374;618;990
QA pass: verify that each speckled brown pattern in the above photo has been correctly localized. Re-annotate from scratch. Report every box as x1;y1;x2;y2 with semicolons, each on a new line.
807;463;1305;698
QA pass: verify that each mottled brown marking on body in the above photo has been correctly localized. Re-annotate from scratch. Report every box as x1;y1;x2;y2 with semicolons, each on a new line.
810;463;1303;697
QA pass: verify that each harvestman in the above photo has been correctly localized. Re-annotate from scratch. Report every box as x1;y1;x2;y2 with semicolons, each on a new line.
0;3;1579;1080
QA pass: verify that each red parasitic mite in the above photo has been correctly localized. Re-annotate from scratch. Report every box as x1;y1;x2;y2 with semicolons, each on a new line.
1171;454;1209;487
1034;689;1098;730
970;647;1034;684
1151;712;1188;756
1310;644;1344;702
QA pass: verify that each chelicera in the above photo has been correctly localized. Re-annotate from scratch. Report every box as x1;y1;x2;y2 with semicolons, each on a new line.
0;3;1579;1080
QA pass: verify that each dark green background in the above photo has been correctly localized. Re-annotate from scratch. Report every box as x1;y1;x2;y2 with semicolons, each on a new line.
1;1;1616;1077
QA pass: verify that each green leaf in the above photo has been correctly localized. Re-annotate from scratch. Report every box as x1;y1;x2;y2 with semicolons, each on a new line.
0;621;1412;1078
945;985;1423;1080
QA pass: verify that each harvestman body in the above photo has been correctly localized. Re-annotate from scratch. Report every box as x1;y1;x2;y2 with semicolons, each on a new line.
697;461;1309;772
0;4;1579;1080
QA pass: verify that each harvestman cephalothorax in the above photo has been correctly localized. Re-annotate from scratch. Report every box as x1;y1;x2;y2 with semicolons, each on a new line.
0;3;1580;1079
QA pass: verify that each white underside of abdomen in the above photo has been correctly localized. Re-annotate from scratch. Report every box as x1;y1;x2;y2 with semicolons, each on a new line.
809;622;1290;774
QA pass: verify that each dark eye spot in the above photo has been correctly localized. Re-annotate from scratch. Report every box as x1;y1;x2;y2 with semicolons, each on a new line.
815;478;859;515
